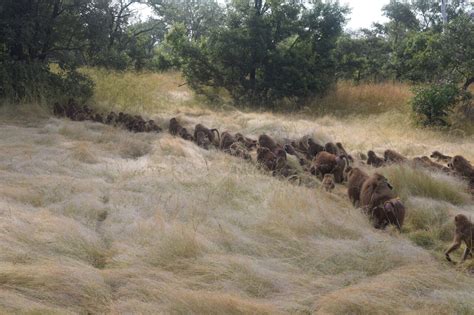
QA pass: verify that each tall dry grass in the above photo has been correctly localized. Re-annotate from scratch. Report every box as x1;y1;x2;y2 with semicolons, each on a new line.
0;71;473;313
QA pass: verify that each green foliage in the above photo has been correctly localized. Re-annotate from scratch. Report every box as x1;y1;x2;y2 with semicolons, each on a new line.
168;0;348;107
411;83;471;126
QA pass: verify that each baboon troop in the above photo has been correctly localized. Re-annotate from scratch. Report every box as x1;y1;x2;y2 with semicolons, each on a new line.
54;102;474;263
445;214;474;263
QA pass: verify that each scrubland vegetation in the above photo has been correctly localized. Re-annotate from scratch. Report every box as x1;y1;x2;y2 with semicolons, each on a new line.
0;70;473;314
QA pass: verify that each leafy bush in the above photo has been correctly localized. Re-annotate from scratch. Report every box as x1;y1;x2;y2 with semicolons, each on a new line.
411;83;471;126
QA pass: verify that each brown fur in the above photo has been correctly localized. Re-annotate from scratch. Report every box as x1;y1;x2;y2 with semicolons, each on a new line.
445;214;474;263
412;156;451;173
307;138;325;159
336;142;354;162
324;142;338;155
106;111;118;125
372;198;406;230
258;134;281;153
367;151;384;168
229;142;252;161
169;118;182;135
360;173;396;213
310;152;347;183
346;167;369;207
195;130;211;149
322;174;336;192
384;149;407;164
219;132;236;152
235;133;257;150
448;155;474;179
257;147;277;171
194;124;220;147
430;151;452;163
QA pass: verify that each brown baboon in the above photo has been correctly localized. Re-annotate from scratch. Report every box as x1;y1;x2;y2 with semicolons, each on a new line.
371;198;405;230
384;149;407;164
106;111;118;125
310;151;337;179
284;144;308;167
235;133;257;150
258;134;281;153
219;131;236;152
448;155;474;179
324;142;339;155
445;214;474;263
169;118;182;135
195;131;211;150
360;173;396;213
229;142;252;161
257;147;277;171
430;151;452;163
322;174;336;192
291;135;311;153
367;150;384;168
178;127;193;141
92;113;104;123
336;142;354;162
146;120;162;132
194;124;220;147
346;167;369;207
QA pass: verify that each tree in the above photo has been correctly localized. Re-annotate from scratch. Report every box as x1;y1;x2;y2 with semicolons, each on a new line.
167;0;348;106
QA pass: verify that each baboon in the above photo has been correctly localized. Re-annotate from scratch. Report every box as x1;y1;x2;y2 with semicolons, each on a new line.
93;113;104;123
219;132;236;152
169;118;183;135
291;135;311;153
322;174;336;192
445;214;474;263
257;147;277;171
336;142;354;162
229;142;252;161
194;124;220;147
310;151;337;179
106;111;118;125
310;152;347;183
195;131;211;150
258;134;281;153
371;198;405;230
430;151;452;163
360;173;396;213
235;133;257;150
284;144;308;167
146;120;162;132
178;127;193;141
448;155;474;179
346;167;369;207
324;142;339;155
367;150;384;168
307;138;325;159
384;149;407;164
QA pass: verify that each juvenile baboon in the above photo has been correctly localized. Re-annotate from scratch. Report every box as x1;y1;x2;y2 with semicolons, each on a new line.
384;149;407;164
346;167;369;207
219;131;236;152
194;124;220;147
235;133;257;150
448;155;474;179
445;214;474;263
178;127;193;141
257;147;277;171
258;134;281;153
367;150;384;168
430;151;452;163
360;173;396;213
324;142;339;155
371;198;405;231
322;174;336;192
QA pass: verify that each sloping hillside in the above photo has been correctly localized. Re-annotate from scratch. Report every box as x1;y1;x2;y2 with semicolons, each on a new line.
0;72;473;314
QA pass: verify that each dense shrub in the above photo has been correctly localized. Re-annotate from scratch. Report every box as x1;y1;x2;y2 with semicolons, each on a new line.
411;83;471;126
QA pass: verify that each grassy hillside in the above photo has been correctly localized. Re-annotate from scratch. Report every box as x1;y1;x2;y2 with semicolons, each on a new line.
0;70;473;314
